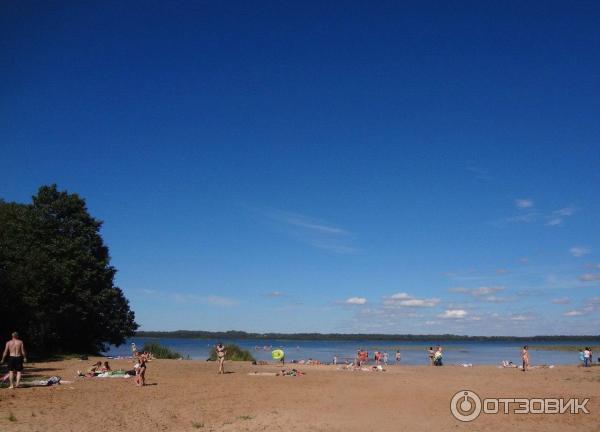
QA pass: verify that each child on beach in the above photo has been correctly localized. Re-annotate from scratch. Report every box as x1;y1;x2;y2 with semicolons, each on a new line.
427;347;434;365
521;345;529;371
395;350;401;363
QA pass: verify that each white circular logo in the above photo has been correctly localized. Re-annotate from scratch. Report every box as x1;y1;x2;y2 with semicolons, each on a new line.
450;390;482;422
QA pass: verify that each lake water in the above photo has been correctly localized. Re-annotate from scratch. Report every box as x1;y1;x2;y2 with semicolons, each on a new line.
106;338;593;366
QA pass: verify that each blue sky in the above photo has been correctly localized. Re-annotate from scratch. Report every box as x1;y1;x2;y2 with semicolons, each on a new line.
1;1;599;335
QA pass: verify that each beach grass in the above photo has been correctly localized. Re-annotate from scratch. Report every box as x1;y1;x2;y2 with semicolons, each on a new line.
208;344;255;361
141;343;182;359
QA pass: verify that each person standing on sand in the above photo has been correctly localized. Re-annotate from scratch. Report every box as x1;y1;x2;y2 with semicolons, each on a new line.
2;332;27;389
135;352;147;386
521;345;529;372
427;347;434;366
395;350;401;363
216;343;227;374
583;347;590;367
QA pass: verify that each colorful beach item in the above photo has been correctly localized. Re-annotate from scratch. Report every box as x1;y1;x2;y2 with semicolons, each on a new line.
272;349;285;360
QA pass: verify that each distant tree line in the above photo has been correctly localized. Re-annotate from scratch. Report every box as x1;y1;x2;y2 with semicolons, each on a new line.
0;185;138;355
136;330;600;342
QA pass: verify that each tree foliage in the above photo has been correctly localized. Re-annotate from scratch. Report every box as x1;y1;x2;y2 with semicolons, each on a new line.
0;185;138;354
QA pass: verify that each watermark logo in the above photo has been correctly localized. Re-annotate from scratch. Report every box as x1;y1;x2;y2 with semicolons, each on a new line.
450;390;590;422
450;390;482;422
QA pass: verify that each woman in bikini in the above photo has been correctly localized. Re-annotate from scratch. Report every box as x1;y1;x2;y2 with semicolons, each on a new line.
216;343;227;374
136;352;147;386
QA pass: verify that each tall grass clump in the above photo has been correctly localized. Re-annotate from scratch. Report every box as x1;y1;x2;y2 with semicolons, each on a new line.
208;344;255;361
141;342;182;359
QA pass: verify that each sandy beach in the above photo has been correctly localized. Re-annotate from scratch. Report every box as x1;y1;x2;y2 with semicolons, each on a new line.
1;358;598;432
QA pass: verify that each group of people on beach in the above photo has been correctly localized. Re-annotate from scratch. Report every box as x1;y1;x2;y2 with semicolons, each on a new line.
427;346;443;366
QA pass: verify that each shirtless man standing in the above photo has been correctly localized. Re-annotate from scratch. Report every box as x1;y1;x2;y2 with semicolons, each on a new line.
1;332;27;389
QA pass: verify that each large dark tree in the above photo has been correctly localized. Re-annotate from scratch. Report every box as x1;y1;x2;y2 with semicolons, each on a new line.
0;185;137;354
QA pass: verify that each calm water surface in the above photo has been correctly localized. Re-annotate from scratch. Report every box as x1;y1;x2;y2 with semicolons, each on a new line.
107;338;591;365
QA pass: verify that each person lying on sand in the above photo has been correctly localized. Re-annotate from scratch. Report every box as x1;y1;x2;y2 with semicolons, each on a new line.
77;361;103;377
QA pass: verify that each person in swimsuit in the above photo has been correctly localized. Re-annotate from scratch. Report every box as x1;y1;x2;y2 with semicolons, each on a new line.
521;345;529;372
1;332;27;389
216;343;227;374
135;352;147;386
427;347;434;366
395;350;401;363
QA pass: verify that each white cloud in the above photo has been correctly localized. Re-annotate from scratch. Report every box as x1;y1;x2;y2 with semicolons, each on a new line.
564;310;585;317
345;297;367;305
510;314;533;321
579;273;600;282
389;292;411;299
438;309;468;319
562;297;600;317
396;298;440;307
570;246;589;257
449;286;513;302
264;291;284;297
552;298;570;304
383;292;439;308
515;199;534;208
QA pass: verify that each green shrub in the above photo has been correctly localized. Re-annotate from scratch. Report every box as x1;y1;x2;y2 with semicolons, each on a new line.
141;342;182;359
208;344;255;361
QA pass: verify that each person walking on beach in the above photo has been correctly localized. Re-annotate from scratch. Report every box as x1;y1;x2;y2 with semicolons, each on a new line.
521;345;529;372
2;332;27;389
216;343;227;374
383;351;389;366
395;350;401;363
427;347;434;366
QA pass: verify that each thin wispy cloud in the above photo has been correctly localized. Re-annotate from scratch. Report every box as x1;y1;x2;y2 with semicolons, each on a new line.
438;309;468;319
552;298;570;304
173;293;237;307
562;297;600;317
383;292;440;308
345;297;367;305
466;162;492;182
257;208;359;254
579;273;600;282
493;202;577;227
546;207;577;226
449;286;514;303
264;291;285;298
135;289;237;307
570;246;589;258
563;310;585;317
515;198;534;209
